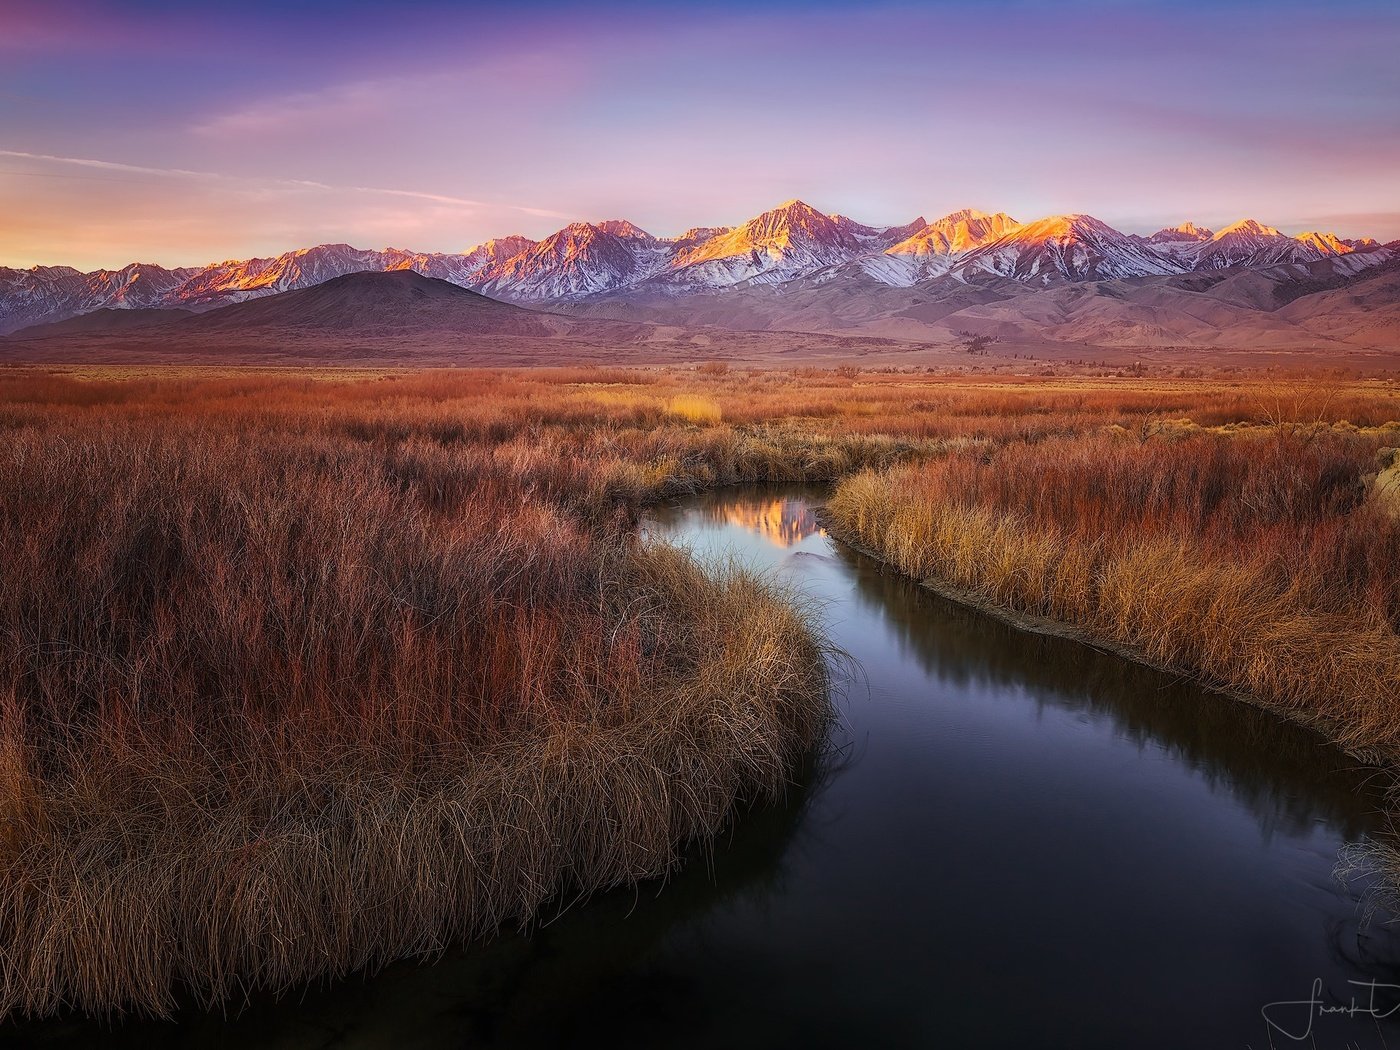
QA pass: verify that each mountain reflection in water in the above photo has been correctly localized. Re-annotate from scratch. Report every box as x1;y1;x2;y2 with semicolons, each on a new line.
712;497;825;548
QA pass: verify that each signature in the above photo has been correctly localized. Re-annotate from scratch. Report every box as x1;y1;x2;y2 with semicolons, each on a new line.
1261;978;1400;1041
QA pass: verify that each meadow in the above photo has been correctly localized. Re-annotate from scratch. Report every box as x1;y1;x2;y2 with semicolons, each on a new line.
1;363;1397;1019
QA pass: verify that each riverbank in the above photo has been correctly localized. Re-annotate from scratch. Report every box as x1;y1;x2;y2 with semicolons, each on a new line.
824;427;1400;764
0;374;839;1020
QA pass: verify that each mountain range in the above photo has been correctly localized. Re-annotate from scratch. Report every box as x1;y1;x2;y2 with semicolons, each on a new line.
3;199;1397;358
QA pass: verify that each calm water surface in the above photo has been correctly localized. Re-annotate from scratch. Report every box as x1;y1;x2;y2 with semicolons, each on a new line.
19;486;1400;1049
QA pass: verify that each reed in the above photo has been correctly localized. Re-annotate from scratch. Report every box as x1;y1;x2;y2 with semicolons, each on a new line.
2;364;1396;1018
0;378;835;1019
828;427;1400;754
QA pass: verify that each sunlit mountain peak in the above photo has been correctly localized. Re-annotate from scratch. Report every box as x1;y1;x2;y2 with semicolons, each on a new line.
1214;218;1282;239
1149;221;1214;243
1293;230;1351;255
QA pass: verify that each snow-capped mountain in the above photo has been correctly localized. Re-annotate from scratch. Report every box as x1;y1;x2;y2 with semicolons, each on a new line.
657;200;911;291
0;200;1384;334
1149;221;1214;243
1293;230;1351;256
169;243;526;308
174;245;408;306
423;235;538;285
950;214;1186;283
593;220;657;242
478;222;670;301
0;262;195;332
670;226;733;250
1191;219;1346;270
870;215;931;251
1145;222;1214;264
862;209;1021;286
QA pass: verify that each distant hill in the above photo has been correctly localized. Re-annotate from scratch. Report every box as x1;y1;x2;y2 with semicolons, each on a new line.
11;307;194;339
0;270;687;366
183;270;564;338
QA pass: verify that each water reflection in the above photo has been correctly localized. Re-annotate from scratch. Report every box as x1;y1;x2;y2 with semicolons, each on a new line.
648;485;1400;1048
829;537;1389;842
712;497;825;549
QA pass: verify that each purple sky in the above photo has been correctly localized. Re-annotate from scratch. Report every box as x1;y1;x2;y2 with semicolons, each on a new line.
3;0;1398;270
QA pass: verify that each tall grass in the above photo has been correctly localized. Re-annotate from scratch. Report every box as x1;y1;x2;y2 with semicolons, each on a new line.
0;379;838;1019
668;393;723;424
2;365;1397;1018
828;427;1400;754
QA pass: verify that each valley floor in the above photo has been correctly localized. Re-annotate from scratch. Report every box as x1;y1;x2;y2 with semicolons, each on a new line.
1;364;1398;1019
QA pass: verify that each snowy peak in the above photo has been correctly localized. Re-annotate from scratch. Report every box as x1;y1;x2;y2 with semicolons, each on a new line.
90;263;190;309
734;199;858;248
1149;221;1213;243
827;211;926;251
1146;222;1215;264
861;209;1022;286
876;216;929;246
1022;214;1108;238
232;244;390;294
664;199;872;288
480;221;671;300
1214;218;1282;239
943;208;993;224
594;219;656;242
888;210;1021;258
428;235;538;287
2;199;1392;334
952;214;1184;283
0;260;191;332
672;226;730;244
527;223;609;260
1294;231;1351;256
1194;218;1329;270
182;243;427;305
461;235;536;268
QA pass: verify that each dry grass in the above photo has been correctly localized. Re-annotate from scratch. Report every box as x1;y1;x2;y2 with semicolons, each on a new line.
0;370;845;1019
828;426;1400;754
2;363;1398;1019
668;393;723;424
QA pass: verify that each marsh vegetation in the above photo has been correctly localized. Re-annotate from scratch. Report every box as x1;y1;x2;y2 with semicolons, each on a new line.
1;364;1397;1022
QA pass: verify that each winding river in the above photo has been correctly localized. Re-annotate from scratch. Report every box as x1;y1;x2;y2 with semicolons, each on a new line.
19;486;1400;1049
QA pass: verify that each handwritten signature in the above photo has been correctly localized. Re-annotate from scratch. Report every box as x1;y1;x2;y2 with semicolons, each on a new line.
1261;978;1400;1041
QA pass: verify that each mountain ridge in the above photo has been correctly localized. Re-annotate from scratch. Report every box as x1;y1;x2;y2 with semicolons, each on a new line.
1;200;1390;341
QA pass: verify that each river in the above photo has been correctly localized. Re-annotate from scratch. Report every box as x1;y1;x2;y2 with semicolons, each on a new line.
18;485;1400;1049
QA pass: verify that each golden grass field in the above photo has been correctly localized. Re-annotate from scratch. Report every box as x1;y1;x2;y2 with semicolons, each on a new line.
1;363;1398;1018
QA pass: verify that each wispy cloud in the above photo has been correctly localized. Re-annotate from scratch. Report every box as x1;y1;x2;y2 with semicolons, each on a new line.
189;55;587;140
190;79;402;138
0;149;566;218
0;150;211;179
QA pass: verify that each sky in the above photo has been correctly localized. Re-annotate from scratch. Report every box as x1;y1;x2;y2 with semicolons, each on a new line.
2;0;1398;270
